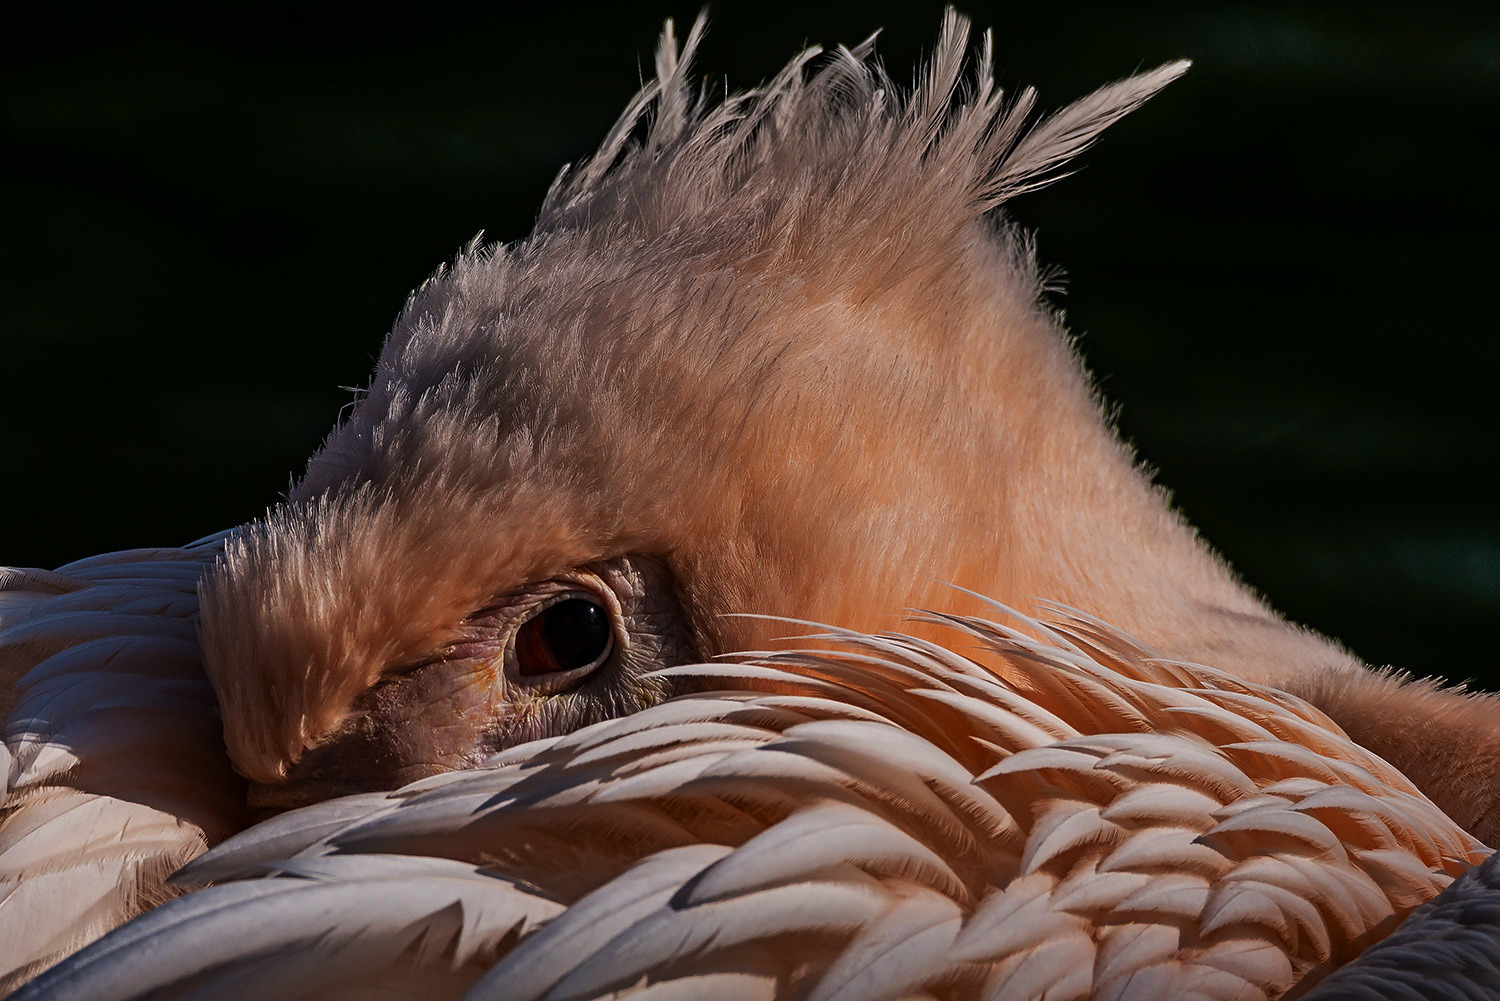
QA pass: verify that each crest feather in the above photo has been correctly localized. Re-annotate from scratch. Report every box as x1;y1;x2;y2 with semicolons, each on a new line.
539;8;1187;234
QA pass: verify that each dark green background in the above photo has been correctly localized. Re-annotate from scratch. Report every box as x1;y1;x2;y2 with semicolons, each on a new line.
5;4;1496;685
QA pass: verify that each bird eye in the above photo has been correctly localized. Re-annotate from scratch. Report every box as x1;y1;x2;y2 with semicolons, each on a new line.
514;595;615;679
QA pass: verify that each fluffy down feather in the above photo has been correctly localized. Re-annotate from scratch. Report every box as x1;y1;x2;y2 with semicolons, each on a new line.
13;609;1489;1001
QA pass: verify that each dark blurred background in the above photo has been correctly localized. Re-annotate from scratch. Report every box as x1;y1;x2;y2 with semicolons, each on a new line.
4;3;1496;684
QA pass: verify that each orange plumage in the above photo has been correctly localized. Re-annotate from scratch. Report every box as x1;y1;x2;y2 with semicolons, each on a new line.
3;12;1497;999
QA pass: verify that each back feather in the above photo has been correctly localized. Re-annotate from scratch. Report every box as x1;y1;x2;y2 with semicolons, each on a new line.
20;608;1488;1001
1299;850;1500;1001
0;536;241;992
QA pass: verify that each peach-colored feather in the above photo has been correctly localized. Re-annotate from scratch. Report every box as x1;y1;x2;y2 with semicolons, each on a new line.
4;10;1499;1000
183;12;1500;852
10;609;1489;1000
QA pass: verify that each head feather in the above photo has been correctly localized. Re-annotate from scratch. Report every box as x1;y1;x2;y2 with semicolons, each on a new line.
200;11;1190;782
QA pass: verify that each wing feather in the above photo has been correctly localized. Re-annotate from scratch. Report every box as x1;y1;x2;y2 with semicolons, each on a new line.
14;599;1488;998
9;856;562;1001
803;888;964;1001
1300;852;1500;1001
0;541;239;990
686;801;969;905
467;845;733;1001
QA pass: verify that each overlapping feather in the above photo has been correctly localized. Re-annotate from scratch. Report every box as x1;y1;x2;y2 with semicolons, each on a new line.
13;604;1487;1001
1299;850;1500;1000
2;13;1493;1001
0;536;241;992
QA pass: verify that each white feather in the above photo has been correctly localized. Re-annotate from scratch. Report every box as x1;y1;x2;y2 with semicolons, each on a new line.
7;856;562;1001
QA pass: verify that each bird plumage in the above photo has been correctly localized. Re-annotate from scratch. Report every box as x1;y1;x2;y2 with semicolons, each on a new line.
10;606;1489;1000
195;13;1218;793
188;12;1500;843
1299;851;1500;1001
0;539;241;991
4;10;1499;998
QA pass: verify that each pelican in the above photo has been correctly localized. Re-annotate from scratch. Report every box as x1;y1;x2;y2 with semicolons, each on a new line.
3;10;1497;997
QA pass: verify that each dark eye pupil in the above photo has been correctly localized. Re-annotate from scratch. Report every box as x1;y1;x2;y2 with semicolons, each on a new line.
517;598;613;676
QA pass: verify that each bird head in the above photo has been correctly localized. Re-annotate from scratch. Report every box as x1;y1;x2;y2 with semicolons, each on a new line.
198;14;1194;806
